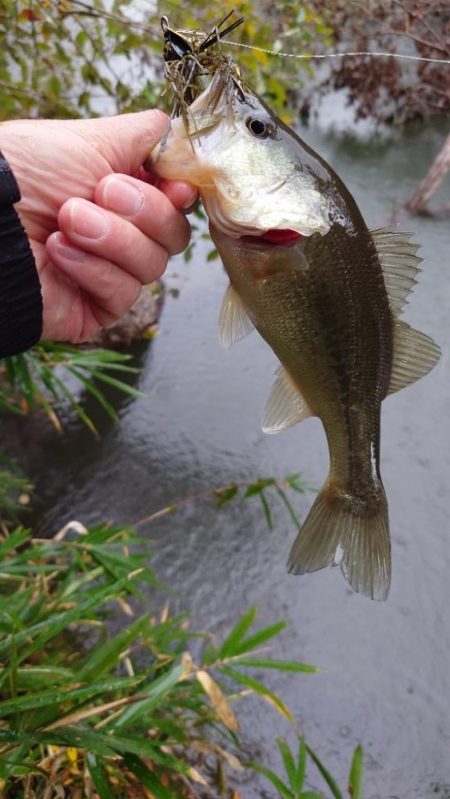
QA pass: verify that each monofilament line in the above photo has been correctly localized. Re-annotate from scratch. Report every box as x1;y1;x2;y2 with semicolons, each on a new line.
227;41;450;65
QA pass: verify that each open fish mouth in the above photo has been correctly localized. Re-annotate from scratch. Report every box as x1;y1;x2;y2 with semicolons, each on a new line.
242;229;305;248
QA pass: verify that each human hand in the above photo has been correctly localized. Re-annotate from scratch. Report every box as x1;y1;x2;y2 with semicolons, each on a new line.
0;112;196;342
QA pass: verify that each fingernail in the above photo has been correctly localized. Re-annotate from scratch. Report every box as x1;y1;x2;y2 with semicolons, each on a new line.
54;236;88;261
182;197;198;213
103;176;143;216
70;200;108;239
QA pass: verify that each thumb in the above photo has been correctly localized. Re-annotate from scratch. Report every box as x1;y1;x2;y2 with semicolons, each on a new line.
83;110;169;176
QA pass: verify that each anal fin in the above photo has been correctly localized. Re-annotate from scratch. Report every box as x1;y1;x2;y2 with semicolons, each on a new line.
262;364;313;434
388;319;440;395
218;284;254;348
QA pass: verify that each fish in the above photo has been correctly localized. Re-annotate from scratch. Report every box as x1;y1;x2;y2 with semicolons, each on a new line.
150;66;440;600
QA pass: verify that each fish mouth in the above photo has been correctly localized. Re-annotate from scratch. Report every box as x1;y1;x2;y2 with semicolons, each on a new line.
211;224;306;251
241;229;305;249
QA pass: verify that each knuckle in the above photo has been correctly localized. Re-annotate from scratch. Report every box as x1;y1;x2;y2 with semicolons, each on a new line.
92;260;118;301
148;247;168;280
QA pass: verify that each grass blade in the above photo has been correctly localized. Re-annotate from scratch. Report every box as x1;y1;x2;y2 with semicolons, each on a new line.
107;661;185;730
348;745;364;799
231;658;317;673
247;761;294;799
219;607;257;659
0;528;30;556
260;490;273;530
275;485;302;528
295;738;307;793
306;744;344;799
220;666;293;720
86;752;116;799
227;621;287;657
124;753;177;799
79;615;151;681
277;738;297;792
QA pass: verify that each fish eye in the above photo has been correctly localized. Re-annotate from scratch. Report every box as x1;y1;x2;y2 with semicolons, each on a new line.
245;117;273;138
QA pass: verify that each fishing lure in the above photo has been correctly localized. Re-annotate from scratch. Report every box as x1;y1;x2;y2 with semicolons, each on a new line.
161;10;244;119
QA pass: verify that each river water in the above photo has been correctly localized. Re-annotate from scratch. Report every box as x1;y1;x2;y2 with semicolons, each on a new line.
12;113;450;797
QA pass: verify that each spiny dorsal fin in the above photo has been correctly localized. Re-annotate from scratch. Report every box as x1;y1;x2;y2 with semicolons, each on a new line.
262;364;313;435
371;227;422;317
388;318;440;395
218;284;254;348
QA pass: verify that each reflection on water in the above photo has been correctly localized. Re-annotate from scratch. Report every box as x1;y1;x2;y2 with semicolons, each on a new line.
9;118;450;798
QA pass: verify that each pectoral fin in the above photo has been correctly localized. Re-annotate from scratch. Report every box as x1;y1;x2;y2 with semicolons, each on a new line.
218;284;254;348
262;365;313;434
388;319;440;395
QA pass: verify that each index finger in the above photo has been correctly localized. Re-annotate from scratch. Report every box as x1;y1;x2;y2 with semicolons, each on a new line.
137;165;198;211
95;174;192;256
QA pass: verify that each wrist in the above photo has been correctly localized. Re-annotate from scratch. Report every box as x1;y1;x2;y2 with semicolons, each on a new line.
0;120;32;196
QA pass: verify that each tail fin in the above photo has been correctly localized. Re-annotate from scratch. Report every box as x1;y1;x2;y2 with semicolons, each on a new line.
287;483;391;601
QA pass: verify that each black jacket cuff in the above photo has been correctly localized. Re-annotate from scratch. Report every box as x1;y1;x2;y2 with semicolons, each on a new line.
0;149;43;358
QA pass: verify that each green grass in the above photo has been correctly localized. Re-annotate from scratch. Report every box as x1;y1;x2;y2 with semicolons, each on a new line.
0;522;342;798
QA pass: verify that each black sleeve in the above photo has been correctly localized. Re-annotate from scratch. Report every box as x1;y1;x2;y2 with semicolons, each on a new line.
0;150;43;358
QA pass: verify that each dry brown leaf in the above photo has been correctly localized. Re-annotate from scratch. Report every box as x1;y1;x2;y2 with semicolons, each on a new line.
187;766;208;785
181;651;194;678
196;670;239;732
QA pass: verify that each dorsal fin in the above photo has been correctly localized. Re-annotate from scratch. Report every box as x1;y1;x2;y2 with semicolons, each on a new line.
371;227;422;317
218;284;254;348
262;364;313;435
388;319;440;395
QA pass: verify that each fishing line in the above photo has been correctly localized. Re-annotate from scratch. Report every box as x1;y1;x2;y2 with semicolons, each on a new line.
226;40;450;65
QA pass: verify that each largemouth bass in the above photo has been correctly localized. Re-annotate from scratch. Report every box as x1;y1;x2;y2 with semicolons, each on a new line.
151;66;440;600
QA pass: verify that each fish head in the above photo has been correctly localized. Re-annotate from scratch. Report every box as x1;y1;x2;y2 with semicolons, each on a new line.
151;68;335;242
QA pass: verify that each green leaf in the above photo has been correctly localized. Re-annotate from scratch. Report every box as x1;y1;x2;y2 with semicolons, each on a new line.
306;745;344;799
220;666;293;720
86;752;115;799
0;727;183;764
0;572;143;675
296;738;307;793
79;615;151;681
247;760;294;799
214;484;239;508
90;370;144;398
123;754;176;799
68;367;119;421
275;486;301;528
260;490;273;530
107;661;185;730
0;666;74;691
0;528;30;556
226;620;287;658
0;728;116;758
284;473;307;494
277;738;298;791
348;745;364;799
231;657;317;673
219;607;257;659
244;478;276;497
0;676;139;717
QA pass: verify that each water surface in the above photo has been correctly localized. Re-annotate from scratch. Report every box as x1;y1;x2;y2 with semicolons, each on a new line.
13;117;450;798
